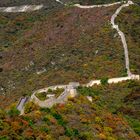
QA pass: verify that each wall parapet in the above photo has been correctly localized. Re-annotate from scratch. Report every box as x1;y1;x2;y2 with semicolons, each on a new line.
86;75;140;87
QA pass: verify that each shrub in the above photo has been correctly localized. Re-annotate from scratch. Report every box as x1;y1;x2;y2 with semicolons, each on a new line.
28;120;34;128
127;80;139;89
65;127;74;137
101;77;108;85
77;86;100;97
41;127;49;133
35;92;47;101
125;116;140;136
48;88;64;98
48;89;53;93
79;131;94;140
0;109;5;119
24;102;37;114
95;116;102;124
52;113;66;126
0;119;4;131
42;115;52;125
8;106;20;117
0;136;10;140
73;129;79;137
40;107;51;113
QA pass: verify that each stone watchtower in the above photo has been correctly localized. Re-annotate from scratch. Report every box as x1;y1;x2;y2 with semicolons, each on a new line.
66;82;80;98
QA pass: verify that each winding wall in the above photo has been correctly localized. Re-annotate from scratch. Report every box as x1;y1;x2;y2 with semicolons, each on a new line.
111;0;133;76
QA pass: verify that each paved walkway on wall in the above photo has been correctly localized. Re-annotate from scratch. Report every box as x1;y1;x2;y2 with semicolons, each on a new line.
17;97;28;115
56;0;123;8
111;0;133;76
29;74;139;110
0;1;123;12
30;84;77;108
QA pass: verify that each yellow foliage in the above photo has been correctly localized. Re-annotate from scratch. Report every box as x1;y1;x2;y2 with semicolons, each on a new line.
95;116;102;124
98;133;107;140
34;110;41;119
83;64;88;67
104;126;113;134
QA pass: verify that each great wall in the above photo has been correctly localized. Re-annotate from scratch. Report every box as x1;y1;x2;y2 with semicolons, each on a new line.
1;0;139;114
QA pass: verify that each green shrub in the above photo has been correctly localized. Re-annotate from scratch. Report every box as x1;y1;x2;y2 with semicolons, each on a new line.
77;86;100;97
24;102;37;114
125;116;140;136
65;127;74;137
73;129;79;137
41;127;49;133
101;77;108;85
48;89;53;93
79;131;94;140
42;115;52;125
8;106;20;117
0;136;10;140
95;116;102;124
52;113;66;126
40;107;51;113
35;92;47;101
28;120;34;128
48;88;64;98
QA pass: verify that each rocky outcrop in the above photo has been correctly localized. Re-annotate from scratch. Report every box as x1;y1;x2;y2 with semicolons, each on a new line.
0;4;43;12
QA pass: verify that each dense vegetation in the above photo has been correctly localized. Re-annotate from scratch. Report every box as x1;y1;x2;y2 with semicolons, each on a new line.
0;80;140;139
0;5;126;108
0;2;139;139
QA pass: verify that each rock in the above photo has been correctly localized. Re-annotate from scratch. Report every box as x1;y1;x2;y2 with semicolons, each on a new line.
87;96;93;102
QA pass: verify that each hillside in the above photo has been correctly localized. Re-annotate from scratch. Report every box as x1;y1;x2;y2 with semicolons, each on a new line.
116;4;140;75
0;4;127;107
0;0;122;6
0;0;140;139
0;81;140;139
